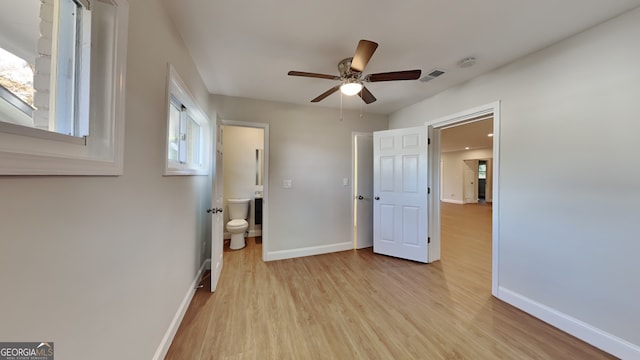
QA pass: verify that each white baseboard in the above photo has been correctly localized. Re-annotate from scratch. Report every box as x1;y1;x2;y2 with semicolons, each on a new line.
248;229;262;237
265;241;352;261
441;198;464;204
223;230;262;239
152;259;211;360
497;287;640;359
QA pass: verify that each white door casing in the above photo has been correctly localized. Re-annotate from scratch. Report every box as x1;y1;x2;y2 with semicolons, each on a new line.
221;119;269;261
210;117;224;292
426;100;500;295
373;126;429;263
353;132;373;249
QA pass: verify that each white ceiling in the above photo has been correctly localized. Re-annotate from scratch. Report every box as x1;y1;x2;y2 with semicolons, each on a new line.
441;118;493;153
162;0;640;115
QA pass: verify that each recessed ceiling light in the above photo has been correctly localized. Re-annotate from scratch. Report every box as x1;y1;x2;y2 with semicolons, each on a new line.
465;147;470;150
488;133;493;137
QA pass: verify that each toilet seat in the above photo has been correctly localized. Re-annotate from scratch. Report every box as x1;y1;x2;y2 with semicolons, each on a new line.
227;219;248;230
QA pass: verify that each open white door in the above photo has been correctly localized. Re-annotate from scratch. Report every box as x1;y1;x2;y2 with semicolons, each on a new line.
354;133;373;249
210;117;224;292
373;126;428;263
463;159;478;204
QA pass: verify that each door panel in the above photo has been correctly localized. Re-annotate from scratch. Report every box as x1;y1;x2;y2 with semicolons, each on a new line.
210;117;224;292
463;159;478;204
380;203;395;242
373;126;428;263
402;206;420;246
380;156;394;191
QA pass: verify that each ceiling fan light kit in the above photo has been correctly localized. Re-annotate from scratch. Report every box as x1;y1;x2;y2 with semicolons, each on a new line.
288;39;422;104
340;81;363;96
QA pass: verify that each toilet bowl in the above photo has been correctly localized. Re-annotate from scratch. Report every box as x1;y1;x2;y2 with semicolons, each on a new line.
226;198;250;250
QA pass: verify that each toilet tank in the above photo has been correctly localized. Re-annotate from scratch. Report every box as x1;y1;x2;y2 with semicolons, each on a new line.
227;198;250;220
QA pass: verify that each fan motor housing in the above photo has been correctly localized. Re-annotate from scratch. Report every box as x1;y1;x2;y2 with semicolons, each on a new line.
338;58;359;78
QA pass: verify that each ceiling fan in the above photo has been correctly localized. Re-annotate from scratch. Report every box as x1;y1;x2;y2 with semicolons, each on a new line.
288;39;421;104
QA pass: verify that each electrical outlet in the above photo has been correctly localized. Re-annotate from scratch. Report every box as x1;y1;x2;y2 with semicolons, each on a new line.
283;179;292;189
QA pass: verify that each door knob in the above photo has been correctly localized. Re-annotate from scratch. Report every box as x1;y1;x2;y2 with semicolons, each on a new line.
374;196;380;200
357;195;364;200
206;208;215;213
216;208;223;213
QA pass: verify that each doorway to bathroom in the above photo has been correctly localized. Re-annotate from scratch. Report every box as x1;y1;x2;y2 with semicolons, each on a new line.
221;120;269;261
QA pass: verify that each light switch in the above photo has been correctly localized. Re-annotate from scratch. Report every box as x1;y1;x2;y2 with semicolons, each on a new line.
343;177;349;186
283;179;292;189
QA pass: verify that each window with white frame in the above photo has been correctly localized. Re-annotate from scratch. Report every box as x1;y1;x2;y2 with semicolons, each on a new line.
165;65;210;175
0;0;129;175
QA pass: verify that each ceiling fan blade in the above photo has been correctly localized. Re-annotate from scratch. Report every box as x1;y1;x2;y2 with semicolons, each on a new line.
358;86;377;104
350;40;378;73
367;69;422;82
288;71;341;80
311;85;340;102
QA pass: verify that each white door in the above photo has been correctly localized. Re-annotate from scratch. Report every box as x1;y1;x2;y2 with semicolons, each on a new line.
463;160;478;204
373;126;429;263
210;118;224;292
354;133;373;249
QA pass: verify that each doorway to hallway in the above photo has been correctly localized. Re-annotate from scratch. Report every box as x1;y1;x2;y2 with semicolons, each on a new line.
427;101;499;295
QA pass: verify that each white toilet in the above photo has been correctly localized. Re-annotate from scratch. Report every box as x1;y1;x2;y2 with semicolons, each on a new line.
226;198;250;250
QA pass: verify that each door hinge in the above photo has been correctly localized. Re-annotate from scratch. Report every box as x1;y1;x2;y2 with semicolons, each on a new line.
428;187;431;194
428;237;431;244
428;138;431;145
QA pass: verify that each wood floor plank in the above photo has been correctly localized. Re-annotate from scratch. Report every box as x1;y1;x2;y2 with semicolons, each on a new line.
165;202;614;359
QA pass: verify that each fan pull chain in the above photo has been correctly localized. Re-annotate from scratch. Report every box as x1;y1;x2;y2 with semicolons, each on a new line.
360;92;364;119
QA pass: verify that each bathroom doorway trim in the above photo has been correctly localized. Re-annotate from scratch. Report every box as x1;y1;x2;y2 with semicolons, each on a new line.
221;119;269;261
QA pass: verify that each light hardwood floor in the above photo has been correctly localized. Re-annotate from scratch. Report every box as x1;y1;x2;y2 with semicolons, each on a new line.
165;202;614;359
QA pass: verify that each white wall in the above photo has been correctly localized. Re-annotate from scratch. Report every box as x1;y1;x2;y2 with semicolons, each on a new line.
223;125;264;233
390;7;640;357
441;148;492;203
210;95;388;256
0;0;211;359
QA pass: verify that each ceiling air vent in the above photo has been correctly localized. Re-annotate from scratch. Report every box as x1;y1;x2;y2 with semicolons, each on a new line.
420;69;445;83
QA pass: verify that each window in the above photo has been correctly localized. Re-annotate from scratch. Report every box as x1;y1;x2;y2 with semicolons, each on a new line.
1;0;90;136
0;0;129;175
478;163;487;179
168;97;203;166
165;65;210;175
53;0;91;137
0;48;34;114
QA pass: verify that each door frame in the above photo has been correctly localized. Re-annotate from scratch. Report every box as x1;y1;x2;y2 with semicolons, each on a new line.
426;101;500;296
351;131;373;249
220;119;270;261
